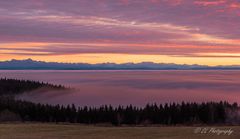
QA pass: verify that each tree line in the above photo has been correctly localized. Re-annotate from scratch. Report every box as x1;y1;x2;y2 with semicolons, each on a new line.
0;78;239;125
0;78;65;96
1;97;239;125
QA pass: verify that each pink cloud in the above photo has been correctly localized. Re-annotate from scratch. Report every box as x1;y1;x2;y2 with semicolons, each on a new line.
0;0;239;59
194;0;227;6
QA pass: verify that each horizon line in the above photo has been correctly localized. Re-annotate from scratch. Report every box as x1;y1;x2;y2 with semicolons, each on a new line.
1;58;240;67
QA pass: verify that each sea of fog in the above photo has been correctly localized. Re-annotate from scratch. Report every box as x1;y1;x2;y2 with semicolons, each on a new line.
0;70;240;107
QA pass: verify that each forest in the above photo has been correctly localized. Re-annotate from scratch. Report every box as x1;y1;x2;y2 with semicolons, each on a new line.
0;78;65;95
0;78;239;125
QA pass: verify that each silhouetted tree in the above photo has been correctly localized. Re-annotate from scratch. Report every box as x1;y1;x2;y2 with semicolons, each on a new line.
0;78;239;126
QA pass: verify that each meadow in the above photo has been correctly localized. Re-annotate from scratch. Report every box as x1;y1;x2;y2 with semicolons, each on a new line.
0;123;239;139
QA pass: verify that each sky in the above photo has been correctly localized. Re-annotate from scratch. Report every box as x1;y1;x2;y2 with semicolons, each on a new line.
0;0;240;66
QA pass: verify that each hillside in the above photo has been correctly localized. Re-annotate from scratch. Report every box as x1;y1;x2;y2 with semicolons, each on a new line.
0;78;65;96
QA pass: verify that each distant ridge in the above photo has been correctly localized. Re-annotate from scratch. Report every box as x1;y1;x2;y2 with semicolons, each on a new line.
0;59;240;70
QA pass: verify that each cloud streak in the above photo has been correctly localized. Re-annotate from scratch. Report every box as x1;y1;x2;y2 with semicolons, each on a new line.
0;0;239;64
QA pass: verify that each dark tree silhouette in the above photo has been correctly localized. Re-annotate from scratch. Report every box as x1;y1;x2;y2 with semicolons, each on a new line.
0;78;239;125
0;78;65;96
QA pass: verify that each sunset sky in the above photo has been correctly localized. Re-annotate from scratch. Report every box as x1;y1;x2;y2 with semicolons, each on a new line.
0;0;240;65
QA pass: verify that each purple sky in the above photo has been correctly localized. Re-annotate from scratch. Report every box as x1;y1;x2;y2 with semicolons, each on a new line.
0;0;240;65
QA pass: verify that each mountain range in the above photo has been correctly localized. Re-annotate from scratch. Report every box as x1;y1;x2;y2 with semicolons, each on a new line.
0;59;240;70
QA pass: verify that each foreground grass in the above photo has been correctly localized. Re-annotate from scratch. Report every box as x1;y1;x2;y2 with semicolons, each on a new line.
0;123;239;139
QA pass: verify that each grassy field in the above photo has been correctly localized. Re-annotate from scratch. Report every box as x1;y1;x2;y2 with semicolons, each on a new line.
0;123;239;139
